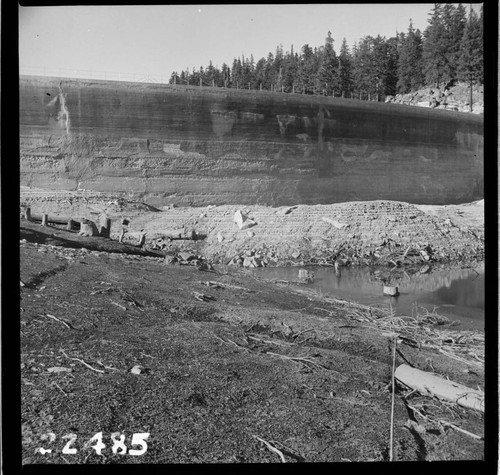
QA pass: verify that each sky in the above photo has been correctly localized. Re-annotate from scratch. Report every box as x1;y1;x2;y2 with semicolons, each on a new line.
19;4;482;81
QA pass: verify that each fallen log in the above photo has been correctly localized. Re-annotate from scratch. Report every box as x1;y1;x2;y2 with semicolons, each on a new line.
395;364;484;412
150;229;197;240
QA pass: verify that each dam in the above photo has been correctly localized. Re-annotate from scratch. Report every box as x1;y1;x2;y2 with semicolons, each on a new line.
19;75;484;207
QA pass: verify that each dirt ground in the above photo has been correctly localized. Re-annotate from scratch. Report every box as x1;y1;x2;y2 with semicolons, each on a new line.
18;190;489;465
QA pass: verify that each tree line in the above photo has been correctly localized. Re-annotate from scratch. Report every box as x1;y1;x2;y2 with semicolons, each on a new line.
169;3;483;99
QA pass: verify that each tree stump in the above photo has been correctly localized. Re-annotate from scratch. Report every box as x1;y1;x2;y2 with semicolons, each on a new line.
99;217;111;238
67;219;76;231
79;219;99;237
24;207;32;221
41;213;49;227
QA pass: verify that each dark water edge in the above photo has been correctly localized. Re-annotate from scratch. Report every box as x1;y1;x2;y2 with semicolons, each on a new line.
255;263;485;330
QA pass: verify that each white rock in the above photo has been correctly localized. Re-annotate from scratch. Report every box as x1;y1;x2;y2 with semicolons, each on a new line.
234;209;256;230
322;217;349;229
383;286;399;297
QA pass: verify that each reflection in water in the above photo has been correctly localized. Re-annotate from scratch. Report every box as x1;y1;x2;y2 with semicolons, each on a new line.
256;265;485;330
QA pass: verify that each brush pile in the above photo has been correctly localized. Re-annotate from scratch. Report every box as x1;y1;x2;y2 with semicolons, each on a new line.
320;297;484;370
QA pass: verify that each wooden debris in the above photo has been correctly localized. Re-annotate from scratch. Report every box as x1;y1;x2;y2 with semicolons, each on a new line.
246;334;289;347
406;403;483;440
110;300;127;311
59;349;105;374
43;313;73;330
193;291;216;302
90;287;112;295
201;280;252;292
47;367;72;373
438;420;483;440
252;435;286;463
395;364;484;412
265;351;331;372
51;381;68;396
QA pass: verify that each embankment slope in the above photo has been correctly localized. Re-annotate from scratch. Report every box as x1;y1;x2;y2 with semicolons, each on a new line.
20;75;483;207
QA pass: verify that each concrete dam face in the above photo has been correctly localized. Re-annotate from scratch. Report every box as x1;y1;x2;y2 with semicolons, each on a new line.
19;75;483;207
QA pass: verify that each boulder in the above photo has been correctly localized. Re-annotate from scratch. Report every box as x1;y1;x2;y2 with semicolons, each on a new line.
251;257;262;268
179;252;196;262
164;255;177;265
243;257;254;268
234;209;257;230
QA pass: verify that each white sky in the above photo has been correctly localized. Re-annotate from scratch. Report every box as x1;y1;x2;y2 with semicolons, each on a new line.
19;4;482;80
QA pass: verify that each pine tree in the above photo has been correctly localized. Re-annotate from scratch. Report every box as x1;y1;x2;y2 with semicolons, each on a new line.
283;47;299;92
254;57;266;90
352;36;376;97
179;70;186;85
169;71;180;85
447;3;468;82
221;63;231;87
296;44;316;94
338;38;354;97
264;52;275;90
422;4;449;87
231;58;243;88
384;36;399;97
457;7;483;86
316;31;339;95
206;61;216;86
397;20;424;93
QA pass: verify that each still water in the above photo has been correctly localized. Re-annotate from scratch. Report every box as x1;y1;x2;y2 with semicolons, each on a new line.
255;264;485;330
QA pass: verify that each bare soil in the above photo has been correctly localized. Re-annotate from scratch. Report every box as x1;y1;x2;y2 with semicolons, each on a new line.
18;190;487;464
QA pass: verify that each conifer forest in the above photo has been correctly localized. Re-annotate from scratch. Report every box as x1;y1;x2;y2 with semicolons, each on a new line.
168;4;483;101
